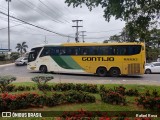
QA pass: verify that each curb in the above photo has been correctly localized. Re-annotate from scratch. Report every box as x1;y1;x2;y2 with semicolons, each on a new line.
0;63;14;67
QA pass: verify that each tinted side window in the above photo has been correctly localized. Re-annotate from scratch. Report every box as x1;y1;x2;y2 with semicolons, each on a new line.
40;47;51;57
128;45;141;55
24;58;28;60
90;47;99;55
99;46;113;55
153;63;160;66
66;47;80;55
80;47;89;55
50;47;65;55
114;46;127;55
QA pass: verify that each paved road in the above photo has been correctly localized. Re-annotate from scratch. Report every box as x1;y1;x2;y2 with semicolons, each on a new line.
0;64;160;85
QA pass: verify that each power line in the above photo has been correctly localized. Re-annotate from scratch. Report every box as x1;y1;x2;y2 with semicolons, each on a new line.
86;29;122;33
17;0;61;23
38;0;69;23
0;23;24;30
45;0;72;23
0;10;75;38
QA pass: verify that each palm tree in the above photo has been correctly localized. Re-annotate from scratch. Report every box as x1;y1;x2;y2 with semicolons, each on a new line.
15;42;28;56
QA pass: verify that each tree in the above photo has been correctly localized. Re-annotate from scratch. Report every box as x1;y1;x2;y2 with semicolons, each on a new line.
15;42;28;56
109;35;121;42
65;0;160;42
10;52;20;61
150;29;160;48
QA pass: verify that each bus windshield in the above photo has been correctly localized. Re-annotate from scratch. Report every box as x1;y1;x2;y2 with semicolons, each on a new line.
28;47;42;62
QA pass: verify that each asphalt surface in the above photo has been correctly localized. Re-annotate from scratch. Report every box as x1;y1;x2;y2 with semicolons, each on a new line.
0;63;160;85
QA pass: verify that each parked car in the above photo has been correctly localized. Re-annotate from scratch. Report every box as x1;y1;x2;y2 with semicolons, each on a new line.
145;62;160;74
15;57;28;66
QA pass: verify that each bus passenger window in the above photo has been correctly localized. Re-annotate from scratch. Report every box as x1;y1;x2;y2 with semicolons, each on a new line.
116;46;127;55
108;47;113;55
60;48;66;55
90;47;98;55
80;47;89;55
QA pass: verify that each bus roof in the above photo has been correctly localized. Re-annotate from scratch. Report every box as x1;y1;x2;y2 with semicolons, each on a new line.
32;42;144;48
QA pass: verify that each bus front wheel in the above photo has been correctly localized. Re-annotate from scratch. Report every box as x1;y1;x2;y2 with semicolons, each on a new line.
96;67;107;77
109;68;120;77
39;65;47;73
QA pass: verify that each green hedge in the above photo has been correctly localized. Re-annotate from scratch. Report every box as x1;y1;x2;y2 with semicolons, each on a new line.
0;91;96;111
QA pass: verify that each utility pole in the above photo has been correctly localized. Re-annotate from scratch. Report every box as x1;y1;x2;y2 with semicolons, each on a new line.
67;35;70;42
72;20;83;43
44;35;48;44
80;31;86;42
6;0;11;51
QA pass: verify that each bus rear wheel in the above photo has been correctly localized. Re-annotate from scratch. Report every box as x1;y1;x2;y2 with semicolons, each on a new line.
39;65;47;73
109;68;120;77
96;67;107;77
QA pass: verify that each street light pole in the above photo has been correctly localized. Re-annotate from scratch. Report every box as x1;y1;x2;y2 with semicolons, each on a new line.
6;0;11;51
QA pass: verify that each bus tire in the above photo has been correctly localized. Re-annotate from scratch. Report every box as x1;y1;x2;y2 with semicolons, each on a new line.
96;67;107;77
39;65;47;73
109;67;120;77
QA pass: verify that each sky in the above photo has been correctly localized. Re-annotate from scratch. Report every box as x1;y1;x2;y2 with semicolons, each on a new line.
0;0;125;51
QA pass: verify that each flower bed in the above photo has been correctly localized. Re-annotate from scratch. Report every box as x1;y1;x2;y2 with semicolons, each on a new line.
4;83;98;93
0;91;96;111
136;96;160;110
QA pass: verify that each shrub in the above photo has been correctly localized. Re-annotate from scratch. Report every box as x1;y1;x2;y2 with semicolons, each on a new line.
54;83;75;91
16;86;26;91
24;93;45;107
114;86;126;96
0;91;95;111
45;93;65;106
37;84;52;91
0;93;45;111
83;84;98;93
100;90;126;105
10;52;20;61
0;76;16;93
5;85;36;92
152;89;159;97
25;86;31;91
0;93;17;110
145;90;151;96
0;54;5;61
31;75;54;94
125;89;139;96
31;75;54;84
61;109;94;119
136;96;160;110
75;84;83;91
6;84;15;92
53;83;98;93
64;90;96;103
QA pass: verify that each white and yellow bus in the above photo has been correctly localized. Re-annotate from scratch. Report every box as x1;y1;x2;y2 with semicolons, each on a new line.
27;42;145;77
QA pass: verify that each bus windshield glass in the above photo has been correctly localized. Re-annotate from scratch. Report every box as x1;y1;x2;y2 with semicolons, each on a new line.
28;47;42;62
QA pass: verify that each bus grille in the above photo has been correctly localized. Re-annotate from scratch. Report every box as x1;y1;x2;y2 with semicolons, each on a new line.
128;63;140;74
